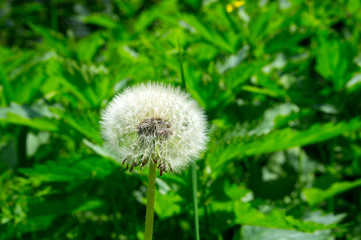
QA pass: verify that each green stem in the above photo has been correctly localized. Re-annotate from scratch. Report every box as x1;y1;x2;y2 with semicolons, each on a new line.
192;162;200;240
144;162;157;240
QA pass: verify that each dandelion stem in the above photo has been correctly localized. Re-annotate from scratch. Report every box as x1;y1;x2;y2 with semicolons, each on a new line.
144;161;157;240
192;162;200;240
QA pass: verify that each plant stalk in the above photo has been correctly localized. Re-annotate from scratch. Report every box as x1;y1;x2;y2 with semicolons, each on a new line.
144;162;157;240
192;162;200;240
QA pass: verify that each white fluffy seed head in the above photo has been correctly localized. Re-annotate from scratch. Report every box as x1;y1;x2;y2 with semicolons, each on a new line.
100;83;208;174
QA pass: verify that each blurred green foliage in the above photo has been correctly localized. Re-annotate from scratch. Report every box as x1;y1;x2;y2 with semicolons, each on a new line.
1;0;361;239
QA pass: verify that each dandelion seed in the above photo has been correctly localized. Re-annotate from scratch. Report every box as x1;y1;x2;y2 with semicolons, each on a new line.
100;82;208;174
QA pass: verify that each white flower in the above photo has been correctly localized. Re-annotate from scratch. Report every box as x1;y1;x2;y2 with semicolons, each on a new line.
100;83;208;174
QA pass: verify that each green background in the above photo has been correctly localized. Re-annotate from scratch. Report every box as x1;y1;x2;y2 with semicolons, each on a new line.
1;0;361;239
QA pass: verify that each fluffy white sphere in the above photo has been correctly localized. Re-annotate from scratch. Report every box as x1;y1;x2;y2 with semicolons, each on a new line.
100;83;208;174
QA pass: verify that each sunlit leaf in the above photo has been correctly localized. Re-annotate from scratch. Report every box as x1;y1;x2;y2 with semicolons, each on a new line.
209;118;361;169
303;179;361;206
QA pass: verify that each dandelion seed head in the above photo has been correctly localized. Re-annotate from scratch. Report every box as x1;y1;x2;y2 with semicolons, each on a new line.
100;83;208;173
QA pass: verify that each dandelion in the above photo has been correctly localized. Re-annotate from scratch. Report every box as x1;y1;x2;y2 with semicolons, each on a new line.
100;82;208;174
100;82;208;240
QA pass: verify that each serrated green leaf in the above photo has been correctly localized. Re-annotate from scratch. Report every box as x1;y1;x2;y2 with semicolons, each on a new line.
209;118;361;169
303;178;361;206
209;201;335;232
19;157;115;182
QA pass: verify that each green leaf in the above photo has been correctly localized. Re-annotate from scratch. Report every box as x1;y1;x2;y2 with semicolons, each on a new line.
154;190;182;219
303;178;361;206
81;14;119;29
0;65;14;105
315;36;354;90
28;24;68;55
209;118;361;169
181;14;235;52
346;73;361;93
241;85;286;98
241;225;331;240
114;0;143;17
26;132;50;157
77;33;104;62
59;60;110;107
19;156;115;182
82;139;113;158
52;108;101;143
209;201;335;232
0;103;59;131
241;210;345;239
